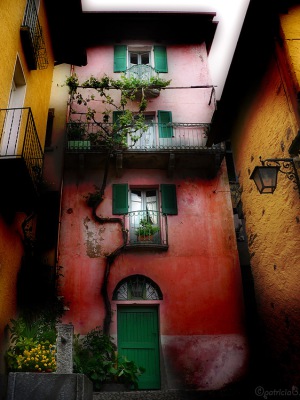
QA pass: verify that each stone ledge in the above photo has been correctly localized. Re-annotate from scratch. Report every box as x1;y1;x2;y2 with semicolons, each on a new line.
7;372;93;400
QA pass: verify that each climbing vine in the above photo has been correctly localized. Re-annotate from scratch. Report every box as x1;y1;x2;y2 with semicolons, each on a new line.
67;72;171;333
66;73;171;151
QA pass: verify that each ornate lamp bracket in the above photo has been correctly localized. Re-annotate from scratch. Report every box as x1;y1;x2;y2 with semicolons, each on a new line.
259;156;300;195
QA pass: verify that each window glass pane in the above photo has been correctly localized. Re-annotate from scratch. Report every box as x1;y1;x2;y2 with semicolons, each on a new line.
130;53;138;65
131;190;142;211
146;190;158;223
141;52;150;65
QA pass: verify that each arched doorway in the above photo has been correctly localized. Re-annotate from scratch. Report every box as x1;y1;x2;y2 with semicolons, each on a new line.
113;275;162;390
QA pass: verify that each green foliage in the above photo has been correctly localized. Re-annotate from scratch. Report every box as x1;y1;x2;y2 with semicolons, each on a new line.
6;315;58;372
65;73;171;153
73;326;145;391
108;355;146;390
135;217;160;236
73;327;116;390
65;74;79;94
67;121;86;140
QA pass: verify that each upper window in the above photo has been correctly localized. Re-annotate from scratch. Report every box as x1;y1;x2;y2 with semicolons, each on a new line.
114;45;168;73
128;46;152;67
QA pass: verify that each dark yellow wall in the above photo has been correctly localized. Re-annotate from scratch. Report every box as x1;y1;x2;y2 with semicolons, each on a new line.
231;5;300;385
0;0;55;382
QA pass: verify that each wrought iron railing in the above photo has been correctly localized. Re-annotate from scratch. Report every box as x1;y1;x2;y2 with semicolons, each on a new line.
66;122;219;152
125;65;158;81
0;107;44;191
124;210;168;246
21;0;48;69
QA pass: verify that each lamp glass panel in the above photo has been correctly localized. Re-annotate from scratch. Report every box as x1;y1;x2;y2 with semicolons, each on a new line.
259;167;278;193
251;166;278;194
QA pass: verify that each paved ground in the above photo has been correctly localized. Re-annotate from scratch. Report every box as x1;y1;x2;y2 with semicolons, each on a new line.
93;384;258;400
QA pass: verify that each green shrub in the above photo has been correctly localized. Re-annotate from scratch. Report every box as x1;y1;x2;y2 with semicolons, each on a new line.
73;326;145;390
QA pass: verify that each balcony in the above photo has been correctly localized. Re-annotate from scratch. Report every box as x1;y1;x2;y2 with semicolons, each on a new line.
0;108;44;211
124;210;168;250
20;0;48;70
65;121;225;177
125;65;161;98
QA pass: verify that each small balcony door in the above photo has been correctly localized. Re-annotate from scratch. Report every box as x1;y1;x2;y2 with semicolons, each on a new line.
128;114;156;149
130;188;160;243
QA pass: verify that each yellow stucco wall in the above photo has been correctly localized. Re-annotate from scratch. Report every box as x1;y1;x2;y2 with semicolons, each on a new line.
0;0;54;146
0;0;55;381
231;6;300;385
280;6;300;89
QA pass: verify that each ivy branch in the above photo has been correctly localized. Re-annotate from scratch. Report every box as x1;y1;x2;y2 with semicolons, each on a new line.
67;72;171;333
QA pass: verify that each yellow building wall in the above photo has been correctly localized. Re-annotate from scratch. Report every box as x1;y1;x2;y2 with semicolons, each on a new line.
0;0;55;383
231;6;300;385
0;0;54;146
280;6;300;90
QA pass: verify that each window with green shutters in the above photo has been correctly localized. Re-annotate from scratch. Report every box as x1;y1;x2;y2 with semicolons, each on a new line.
113;45;167;73
112;184;177;215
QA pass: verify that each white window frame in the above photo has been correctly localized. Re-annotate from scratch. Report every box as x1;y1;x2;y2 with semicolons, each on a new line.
127;45;154;69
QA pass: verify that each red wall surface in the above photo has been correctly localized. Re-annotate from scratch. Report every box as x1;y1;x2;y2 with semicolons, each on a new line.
57;42;248;390
58;162;248;389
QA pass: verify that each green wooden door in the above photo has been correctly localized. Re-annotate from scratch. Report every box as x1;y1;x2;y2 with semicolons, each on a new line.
117;306;160;390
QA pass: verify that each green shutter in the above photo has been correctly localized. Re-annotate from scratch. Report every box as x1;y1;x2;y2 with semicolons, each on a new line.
113;111;123;125
114;45;127;72
112;184;128;214
158;110;173;138
161;184;178;215
154;46;168;73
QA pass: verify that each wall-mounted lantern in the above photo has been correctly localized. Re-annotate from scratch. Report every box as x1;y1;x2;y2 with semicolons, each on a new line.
250;156;300;195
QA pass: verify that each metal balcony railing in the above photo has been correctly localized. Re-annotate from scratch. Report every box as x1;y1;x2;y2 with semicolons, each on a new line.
21;0;48;70
66;122;216;152
124;210;168;247
125;65;158;81
0;107;44;191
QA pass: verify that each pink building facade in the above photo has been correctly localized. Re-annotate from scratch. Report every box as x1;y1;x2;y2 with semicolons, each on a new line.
57;18;249;390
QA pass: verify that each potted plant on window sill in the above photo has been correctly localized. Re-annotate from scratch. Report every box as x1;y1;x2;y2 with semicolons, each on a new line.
135;218;160;242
